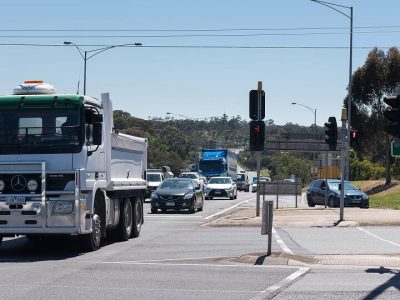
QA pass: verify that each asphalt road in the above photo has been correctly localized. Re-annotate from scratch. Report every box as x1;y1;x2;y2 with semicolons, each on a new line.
1;191;400;299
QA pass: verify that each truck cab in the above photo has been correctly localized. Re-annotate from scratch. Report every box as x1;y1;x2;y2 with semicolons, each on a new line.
0;81;147;251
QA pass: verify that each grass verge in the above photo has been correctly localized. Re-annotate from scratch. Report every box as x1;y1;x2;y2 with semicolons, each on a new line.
369;192;400;209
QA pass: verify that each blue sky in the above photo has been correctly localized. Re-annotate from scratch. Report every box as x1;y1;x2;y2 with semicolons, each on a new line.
0;0;399;126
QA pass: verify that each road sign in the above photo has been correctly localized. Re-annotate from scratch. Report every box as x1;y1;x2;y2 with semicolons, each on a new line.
391;140;400;157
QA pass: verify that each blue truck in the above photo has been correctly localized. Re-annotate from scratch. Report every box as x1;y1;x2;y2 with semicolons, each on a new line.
198;149;237;181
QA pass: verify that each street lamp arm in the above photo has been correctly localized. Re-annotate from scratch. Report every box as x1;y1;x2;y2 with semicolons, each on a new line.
64;42;85;60
86;43;143;60
310;0;351;19
291;102;315;115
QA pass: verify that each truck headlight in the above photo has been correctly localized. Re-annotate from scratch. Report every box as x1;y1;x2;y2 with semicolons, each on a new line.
52;201;74;214
27;179;38;192
0;180;4;191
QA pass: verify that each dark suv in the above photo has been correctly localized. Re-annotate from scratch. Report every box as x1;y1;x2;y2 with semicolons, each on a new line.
236;173;249;192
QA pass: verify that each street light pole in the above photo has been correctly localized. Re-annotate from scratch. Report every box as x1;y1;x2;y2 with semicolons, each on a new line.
310;0;353;180
292;102;317;178
64;42;142;95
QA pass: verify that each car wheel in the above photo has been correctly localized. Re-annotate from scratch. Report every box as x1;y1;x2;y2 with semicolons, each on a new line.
198;199;204;211
189;202;196;214
205;197;209;200
307;197;315;207
209;197;213;200
328;196;336;208
151;208;158;214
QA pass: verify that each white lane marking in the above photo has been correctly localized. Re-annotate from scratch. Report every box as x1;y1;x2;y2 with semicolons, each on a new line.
250;267;309;300
145;215;202;218
203;199;252;220
272;227;295;255
357;227;400;247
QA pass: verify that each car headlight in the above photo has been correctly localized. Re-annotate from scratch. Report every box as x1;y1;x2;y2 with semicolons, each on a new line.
205;187;210;192
362;194;368;200
52;201;74;214
0;180;4;191
184;193;194;200
27;179;38;192
151;193;159;200
225;187;234;192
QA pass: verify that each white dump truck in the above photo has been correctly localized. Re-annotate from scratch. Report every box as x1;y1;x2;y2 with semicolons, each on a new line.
0;81;147;251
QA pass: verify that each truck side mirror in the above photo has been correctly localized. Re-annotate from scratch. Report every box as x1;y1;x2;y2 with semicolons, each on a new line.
92;122;102;145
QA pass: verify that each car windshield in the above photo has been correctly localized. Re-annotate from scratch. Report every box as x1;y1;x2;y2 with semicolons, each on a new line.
208;177;231;184
328;181;358;190
159;180;193;190
147;174;162;182
179;173;197;179
237;174;245;181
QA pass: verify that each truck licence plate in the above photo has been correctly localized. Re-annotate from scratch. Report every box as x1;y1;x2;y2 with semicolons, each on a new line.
5;196;26;205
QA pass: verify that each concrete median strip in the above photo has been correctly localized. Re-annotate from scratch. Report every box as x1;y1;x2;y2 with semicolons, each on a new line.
205;207;400;227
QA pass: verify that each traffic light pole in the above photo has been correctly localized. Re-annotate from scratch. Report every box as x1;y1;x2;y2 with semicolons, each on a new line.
256;81;263;217
340;111;347;221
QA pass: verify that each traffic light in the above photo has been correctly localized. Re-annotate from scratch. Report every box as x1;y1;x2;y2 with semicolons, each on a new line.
249;90;265;120
350;129;358;148
383;95;400;137
324;116;338;151
250;120;265;151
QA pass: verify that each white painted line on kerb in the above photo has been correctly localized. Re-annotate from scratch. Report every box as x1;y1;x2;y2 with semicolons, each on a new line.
250;267;309;300
203;199;251;220
357;227;400;247
272;227;295;255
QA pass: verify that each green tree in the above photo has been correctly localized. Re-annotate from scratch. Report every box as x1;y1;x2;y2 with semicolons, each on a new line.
351;47;400;184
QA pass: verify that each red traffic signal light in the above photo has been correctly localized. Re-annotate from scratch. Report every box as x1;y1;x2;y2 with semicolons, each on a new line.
350;129;358;148
249;120;265;151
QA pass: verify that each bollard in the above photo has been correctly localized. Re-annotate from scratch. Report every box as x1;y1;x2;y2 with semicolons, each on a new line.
261;200;274;256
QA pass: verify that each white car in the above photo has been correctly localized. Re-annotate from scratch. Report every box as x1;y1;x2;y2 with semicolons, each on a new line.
205;177;237;200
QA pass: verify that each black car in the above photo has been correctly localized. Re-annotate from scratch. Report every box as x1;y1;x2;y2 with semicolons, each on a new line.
306;179;369;208
151;178;204;213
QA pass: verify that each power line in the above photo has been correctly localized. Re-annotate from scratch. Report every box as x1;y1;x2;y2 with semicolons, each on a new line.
1;29;400;38
0;43;397;50
0;25;400;31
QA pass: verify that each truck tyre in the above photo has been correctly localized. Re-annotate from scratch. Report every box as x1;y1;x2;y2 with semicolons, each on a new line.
130;198;143;238
117;198;133;241
79;213;101;252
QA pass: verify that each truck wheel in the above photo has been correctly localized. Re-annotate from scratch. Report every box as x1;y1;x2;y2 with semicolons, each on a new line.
117;198;133;241
79;213;101;252
130;198;143;238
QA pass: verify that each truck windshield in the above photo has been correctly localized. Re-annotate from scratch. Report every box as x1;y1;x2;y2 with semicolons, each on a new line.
0;108;82;154
237;174;245;181
147;174;162;182
199;161;224;172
